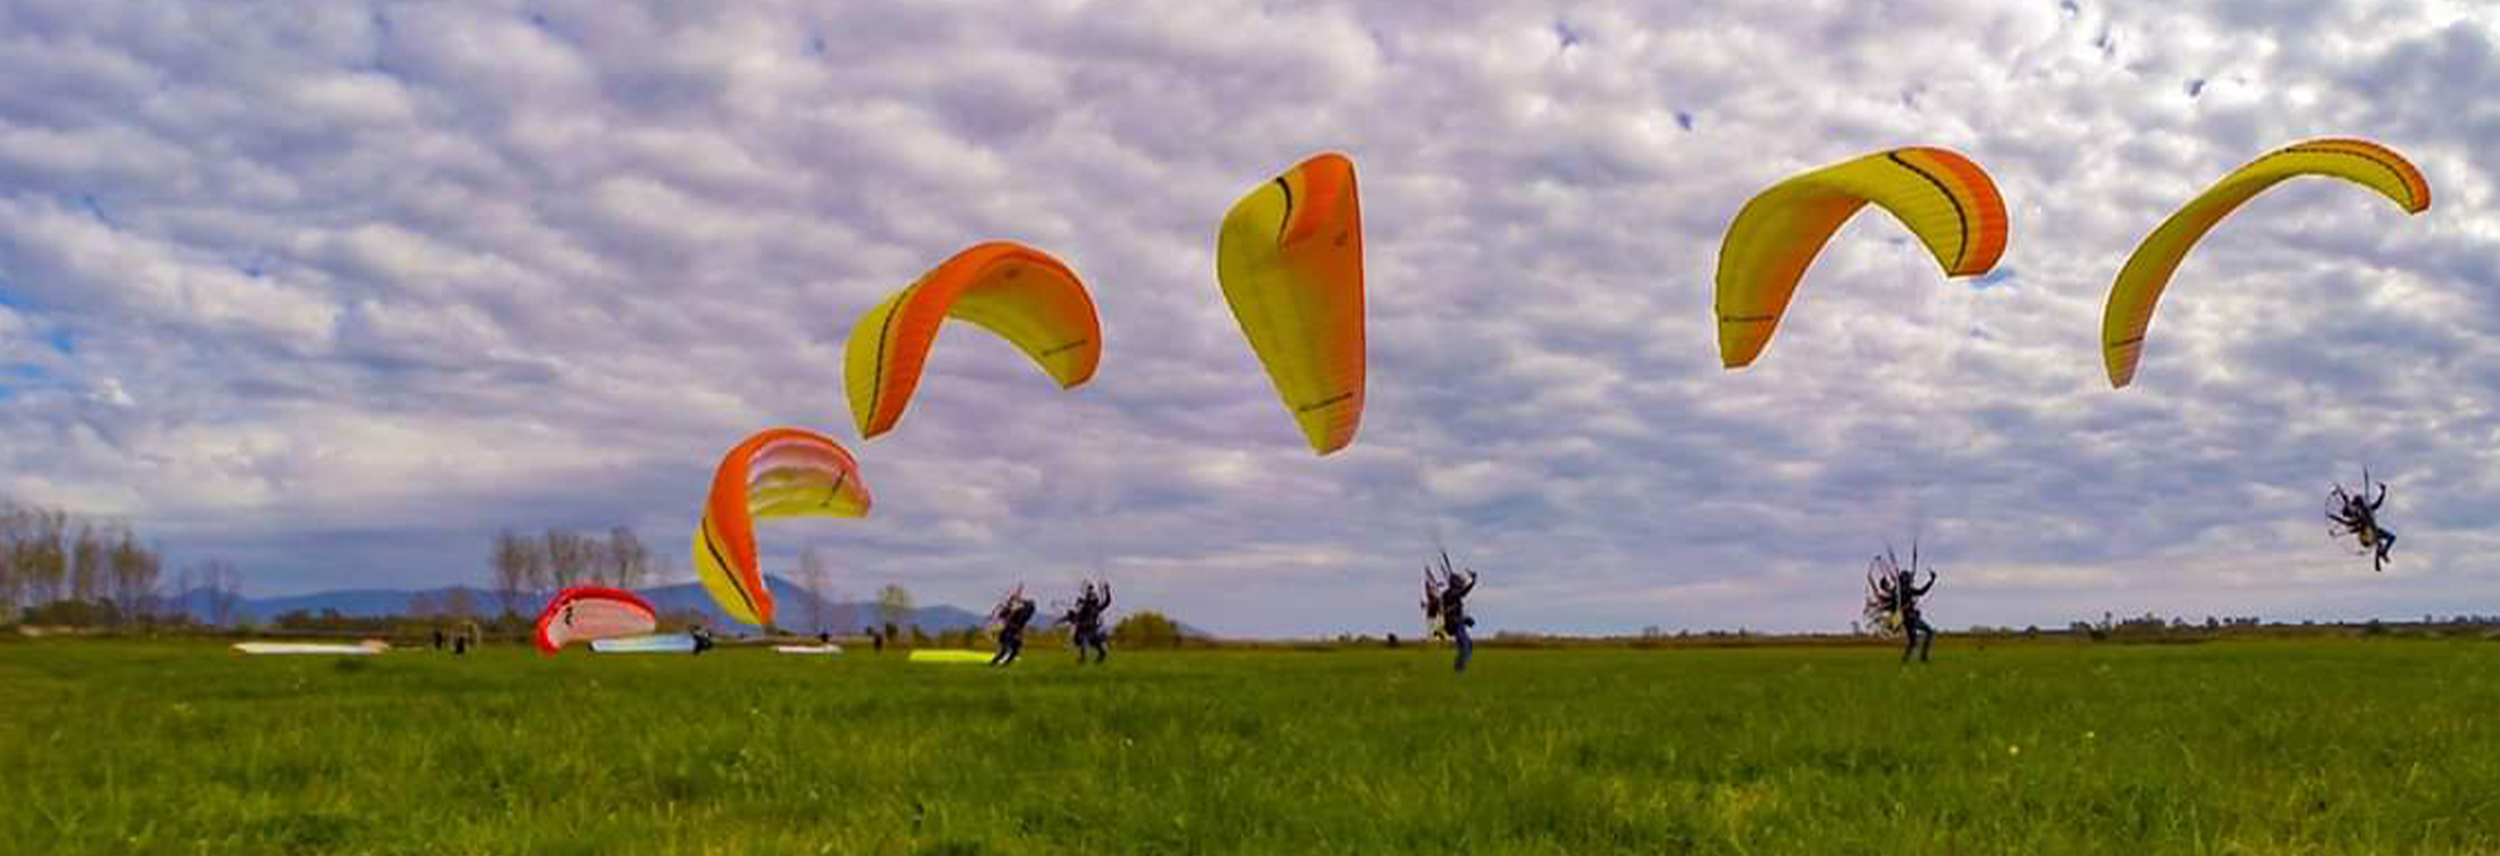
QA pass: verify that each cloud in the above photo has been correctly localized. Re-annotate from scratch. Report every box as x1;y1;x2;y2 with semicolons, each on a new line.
0;0;2493;636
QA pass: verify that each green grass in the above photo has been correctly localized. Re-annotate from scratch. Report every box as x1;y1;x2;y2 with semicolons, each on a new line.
3;637;2497;855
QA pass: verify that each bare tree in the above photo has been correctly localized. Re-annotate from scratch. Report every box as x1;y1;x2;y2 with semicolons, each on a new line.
441;586;478;619
577;532;606;588
106;527;161;622
581;536;611;587
217;562;245;626
799;548;831;632
876;584;914;632
543;528;587;590
0;501;24;619
220;563;246;626
829;588;858;637
407;591;438;619
646;552;679;586
606;527;648;589
26;508;66;606
197;560;244;627
171;564;196;622
518;534;549;599
69;521;104;604
491;530;529;618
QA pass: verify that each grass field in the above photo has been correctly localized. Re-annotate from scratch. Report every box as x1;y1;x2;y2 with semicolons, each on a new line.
4;636;2497;855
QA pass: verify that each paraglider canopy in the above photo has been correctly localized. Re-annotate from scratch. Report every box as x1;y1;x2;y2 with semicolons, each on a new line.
533;587;660;655
1216;152;1366;455
2101;138;2431;389
693;428;872;626
1715;147;2009;369
844;241;1102;440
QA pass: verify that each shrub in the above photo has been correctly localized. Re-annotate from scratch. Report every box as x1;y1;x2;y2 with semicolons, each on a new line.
1112;611;1186;649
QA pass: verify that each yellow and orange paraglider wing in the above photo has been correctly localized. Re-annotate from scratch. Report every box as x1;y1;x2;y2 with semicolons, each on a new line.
1215;152;1366;455
843;242;1100;440
1714;147;2009;369
2101;138;2430;388
692;428;871;626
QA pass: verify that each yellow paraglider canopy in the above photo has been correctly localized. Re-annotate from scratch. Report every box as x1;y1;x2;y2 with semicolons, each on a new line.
1715;147;2010;369
1216;152;1366;455
2101;138;2431;389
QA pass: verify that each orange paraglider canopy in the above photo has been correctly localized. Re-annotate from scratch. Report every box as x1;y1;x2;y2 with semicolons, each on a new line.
843;242;1101;440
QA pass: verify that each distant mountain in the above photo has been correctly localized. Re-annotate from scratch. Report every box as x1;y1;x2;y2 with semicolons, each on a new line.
163;575;991;632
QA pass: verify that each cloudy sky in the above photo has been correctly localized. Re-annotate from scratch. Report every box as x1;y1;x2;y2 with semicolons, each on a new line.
1;0;2495;637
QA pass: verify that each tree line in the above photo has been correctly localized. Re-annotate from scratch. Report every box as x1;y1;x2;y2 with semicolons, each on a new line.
0;499;246;627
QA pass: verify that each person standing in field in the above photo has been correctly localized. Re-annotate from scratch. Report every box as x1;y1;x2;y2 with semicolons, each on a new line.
991;592;1037;667
869;626;884;654
1894;566;1939;663
1439;566;1478;672
1064;580;1112;665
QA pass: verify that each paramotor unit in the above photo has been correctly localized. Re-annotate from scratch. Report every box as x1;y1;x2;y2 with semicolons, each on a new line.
1421;558;1447;641
988;582;1029;631
1421;548;1478;641
2326;470;2398;572
1861;541;1932;636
